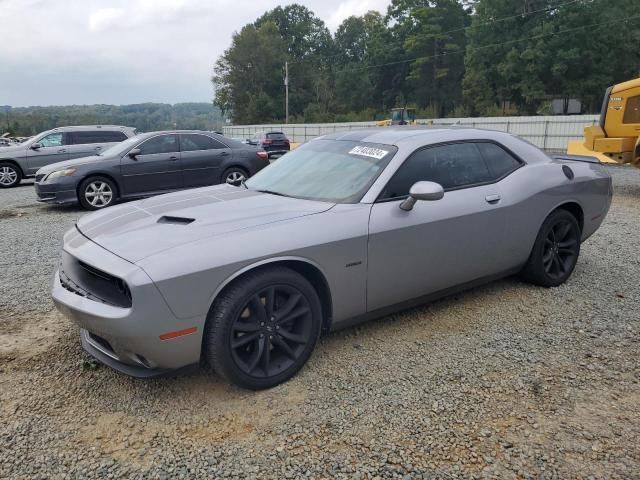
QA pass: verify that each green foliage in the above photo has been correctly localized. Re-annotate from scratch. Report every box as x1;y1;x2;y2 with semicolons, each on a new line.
463;0;640;115
214;0;639;123
1;103;224;136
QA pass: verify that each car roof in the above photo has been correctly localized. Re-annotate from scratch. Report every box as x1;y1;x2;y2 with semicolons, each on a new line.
50;125;136;133
318;126;515;146
132;130;252;148
318;126;550;165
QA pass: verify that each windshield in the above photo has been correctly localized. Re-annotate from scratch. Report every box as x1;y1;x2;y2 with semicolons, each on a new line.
98;135;141;156
245;139;397;203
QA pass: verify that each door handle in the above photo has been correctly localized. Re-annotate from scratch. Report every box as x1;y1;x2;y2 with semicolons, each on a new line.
57;149;67;153
220;151;230;156
95;146;102;150
485;194;501;204
169;156;179;161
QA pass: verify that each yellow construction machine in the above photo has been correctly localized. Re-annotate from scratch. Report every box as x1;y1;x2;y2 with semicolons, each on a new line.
377;107;417;127
567;77;640;166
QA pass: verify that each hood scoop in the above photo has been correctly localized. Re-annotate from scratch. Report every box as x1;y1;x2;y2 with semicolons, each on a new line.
157;216;195;225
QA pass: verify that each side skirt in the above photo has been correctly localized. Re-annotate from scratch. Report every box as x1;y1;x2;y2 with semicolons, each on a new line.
330;267;522;332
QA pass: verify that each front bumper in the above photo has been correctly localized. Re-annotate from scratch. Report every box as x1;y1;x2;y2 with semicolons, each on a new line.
34;178;79;205
52;228;207;377
80;329;197;378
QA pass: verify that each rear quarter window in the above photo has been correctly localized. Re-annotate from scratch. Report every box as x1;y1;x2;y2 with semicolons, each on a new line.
476;142;522;179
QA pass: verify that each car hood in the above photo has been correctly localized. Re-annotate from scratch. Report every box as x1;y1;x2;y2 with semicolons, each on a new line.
37;155;107;174
76;185;334;263
0;144;26;159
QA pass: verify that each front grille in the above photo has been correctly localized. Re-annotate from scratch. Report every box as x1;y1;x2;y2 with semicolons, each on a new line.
60;254;132;308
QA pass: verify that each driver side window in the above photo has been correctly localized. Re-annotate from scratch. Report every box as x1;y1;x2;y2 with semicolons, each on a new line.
39;133;65;147
138;135;178;155
380;142;492;200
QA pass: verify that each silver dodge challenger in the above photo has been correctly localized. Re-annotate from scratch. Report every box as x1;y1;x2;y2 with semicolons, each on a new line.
52;128;612;389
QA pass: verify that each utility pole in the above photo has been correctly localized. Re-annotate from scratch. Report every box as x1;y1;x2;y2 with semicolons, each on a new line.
284;61;289;124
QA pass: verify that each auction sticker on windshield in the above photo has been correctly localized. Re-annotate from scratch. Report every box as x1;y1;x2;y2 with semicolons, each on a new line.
348;145;389;160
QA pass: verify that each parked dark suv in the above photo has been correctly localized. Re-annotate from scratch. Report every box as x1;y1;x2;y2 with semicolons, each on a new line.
0;125;136;188
34;131;270;210
247;131;290;158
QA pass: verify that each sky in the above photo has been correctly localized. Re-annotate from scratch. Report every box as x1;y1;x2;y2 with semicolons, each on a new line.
0;0;391;107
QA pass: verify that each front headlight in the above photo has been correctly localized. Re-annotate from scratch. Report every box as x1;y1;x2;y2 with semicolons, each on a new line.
45;168;76;181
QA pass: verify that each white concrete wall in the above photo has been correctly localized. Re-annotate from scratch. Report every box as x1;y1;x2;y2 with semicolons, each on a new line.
223;114;599;152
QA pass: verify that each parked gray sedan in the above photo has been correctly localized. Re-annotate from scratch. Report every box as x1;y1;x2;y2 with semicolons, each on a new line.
0;125;135;188
35;131;270;210
52;127;612;389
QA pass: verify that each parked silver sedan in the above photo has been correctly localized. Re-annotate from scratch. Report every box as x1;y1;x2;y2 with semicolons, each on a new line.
52;127;612;389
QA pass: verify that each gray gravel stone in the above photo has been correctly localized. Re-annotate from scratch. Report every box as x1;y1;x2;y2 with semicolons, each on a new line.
1;167;639;479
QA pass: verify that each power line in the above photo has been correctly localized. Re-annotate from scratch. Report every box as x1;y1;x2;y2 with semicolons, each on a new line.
288;0;585;66
289;14;639;81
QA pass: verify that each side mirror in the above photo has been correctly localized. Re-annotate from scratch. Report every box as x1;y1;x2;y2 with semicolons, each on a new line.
31;143;43;150
128;148;141;159
399;181;444;211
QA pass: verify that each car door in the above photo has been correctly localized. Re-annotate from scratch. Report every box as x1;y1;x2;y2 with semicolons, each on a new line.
66;130;128;159
179;133;231;188
366;142;511;311
119;134;183;196
24;132;70;174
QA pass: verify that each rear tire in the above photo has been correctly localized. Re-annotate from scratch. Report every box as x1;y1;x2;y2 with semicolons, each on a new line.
222;167;248;187
0;162;22;188
203;267;322;390
78;176;117;210
521;209;581;287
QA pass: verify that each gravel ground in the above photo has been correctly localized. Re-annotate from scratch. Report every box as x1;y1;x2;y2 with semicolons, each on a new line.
1;168;639;479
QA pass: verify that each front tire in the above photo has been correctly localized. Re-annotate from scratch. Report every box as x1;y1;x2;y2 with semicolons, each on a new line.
203;267;322;390
521;209;581;287
0;162;22;188
78;176;117;210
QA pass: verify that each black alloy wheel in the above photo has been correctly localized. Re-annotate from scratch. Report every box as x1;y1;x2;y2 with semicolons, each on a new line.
230;285;313;379
521;209;581;287
542;218;579;281
204;267;322;389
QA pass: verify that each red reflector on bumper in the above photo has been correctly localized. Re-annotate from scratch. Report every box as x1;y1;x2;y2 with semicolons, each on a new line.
159;327;197;340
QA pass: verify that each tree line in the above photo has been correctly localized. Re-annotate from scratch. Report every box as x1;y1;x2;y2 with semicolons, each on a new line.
1;103;224;137
213;0;640;125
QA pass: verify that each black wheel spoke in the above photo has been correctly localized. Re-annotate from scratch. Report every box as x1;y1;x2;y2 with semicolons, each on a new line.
558;238;577;248
273;336;297;360
249;295;268;324
265;287;275;317
557;222;571;242
276;293;301;319
555;253;566;273
548;228;556;244
246;337;265;373
278;328;307;344
277;306;310;325
231;331;260;349
261;337;271;373
233;321;261;333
